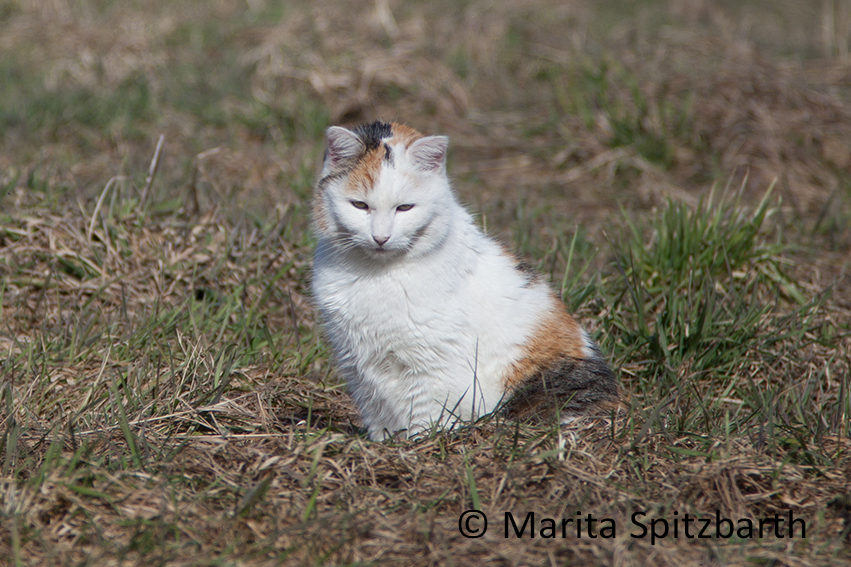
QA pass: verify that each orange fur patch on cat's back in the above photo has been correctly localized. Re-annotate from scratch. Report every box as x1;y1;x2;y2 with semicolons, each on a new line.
344;122;423;195
503;300;588;391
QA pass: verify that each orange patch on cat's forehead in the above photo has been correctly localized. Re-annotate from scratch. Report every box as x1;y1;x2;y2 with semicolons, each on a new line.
344;122;424;194
345;149;383;195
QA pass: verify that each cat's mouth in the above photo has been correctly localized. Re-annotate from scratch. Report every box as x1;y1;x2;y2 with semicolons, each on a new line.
365;244;404;259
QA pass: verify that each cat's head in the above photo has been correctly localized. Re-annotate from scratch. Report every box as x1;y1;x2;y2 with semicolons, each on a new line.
313;121;454;261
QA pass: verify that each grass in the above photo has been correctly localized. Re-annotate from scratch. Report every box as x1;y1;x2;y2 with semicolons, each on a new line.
604;186;849;452
1;0;851;565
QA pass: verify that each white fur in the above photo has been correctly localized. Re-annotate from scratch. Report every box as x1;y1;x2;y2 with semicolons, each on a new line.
312;131;560;440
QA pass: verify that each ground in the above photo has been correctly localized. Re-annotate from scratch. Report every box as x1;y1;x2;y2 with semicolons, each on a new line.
1;1;850;565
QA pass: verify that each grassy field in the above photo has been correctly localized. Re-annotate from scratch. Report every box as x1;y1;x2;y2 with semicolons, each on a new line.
2;0;851;565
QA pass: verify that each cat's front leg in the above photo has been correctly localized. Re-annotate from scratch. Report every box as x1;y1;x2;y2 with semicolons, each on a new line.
352;368;457;440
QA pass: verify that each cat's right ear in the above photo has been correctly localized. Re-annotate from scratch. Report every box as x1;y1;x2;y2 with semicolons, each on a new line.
324;126;365;172
408;136;449;174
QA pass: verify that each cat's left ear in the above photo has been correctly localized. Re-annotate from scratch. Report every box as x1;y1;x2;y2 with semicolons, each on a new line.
408;136;449;174
325;126;365;172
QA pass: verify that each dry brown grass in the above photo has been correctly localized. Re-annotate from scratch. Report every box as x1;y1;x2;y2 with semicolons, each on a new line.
8;417;851;566
3;1;850;219
2;0;851;565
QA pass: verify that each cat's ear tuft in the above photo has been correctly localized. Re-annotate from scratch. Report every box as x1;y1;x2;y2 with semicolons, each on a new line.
408;136;448;174
325;126;365;171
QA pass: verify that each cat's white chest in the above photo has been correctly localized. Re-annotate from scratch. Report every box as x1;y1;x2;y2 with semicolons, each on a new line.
313;249;469;365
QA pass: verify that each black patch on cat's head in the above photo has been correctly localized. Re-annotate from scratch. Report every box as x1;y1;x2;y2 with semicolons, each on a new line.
384;143;393;165
353;121;393;151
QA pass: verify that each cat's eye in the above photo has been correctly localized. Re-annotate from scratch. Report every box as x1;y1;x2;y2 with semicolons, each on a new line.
351;200;369;210
396;204;414;212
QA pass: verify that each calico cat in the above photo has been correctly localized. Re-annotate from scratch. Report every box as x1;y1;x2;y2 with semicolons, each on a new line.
311;121;618;440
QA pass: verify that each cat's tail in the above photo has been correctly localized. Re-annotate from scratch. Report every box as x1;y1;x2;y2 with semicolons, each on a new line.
500;350;620;423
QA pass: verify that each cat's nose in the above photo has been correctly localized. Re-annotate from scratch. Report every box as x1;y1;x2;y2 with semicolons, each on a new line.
373;235;389;246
